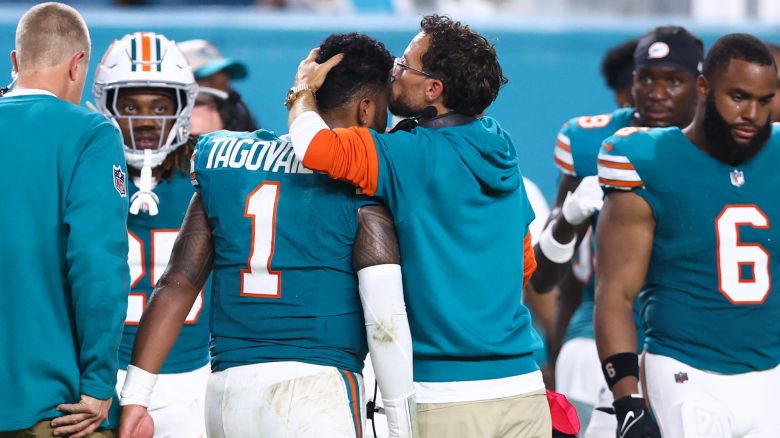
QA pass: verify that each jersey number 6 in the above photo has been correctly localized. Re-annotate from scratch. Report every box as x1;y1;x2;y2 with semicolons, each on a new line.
716;205;771;304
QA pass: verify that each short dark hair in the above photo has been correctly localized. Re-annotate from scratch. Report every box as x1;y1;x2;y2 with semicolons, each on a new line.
420;15;507;115
601;38;638;90
765;40;780;54
703;33;776;81
315;33;393;113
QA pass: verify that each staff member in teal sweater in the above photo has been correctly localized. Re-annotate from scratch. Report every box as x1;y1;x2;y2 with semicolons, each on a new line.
0;3;129;437
287;15;549;438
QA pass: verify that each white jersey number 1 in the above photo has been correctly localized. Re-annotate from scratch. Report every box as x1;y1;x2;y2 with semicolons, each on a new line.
241;182;282;298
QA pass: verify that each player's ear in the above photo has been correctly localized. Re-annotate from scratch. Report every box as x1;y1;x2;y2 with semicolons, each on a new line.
68;50;87;82
358;97;372;128
696;74;710;102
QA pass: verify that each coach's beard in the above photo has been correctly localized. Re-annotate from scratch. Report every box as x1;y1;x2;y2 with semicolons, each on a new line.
389;89;423;119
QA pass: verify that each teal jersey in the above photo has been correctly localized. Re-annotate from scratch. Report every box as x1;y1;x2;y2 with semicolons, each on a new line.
599;126;780;373
192;130;371;374
120;171;210;373
0;93;129;430
553;108;634;342
554;108;635;179
368;117;542;382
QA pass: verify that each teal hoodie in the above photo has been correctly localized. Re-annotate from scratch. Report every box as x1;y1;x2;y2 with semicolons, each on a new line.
0;93;128;430
369;116;543;382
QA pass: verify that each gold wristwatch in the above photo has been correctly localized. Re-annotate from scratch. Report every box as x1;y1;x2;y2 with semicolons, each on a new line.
284;83;315;109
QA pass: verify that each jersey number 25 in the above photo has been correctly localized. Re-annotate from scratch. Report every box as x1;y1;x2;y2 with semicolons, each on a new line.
126;230;205;324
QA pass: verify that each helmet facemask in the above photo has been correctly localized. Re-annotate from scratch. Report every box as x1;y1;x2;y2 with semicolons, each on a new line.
107;86;193;170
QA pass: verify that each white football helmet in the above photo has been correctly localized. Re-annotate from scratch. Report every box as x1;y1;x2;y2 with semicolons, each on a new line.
94;32;197;170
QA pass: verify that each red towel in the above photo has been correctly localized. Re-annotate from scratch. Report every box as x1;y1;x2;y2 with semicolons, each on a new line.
547;389;580;435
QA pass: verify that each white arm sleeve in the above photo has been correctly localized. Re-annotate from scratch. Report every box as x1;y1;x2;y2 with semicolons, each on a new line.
289;110;329;159
358;264;416;438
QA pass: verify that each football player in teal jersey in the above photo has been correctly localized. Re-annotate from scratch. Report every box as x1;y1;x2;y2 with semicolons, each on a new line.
530;26;704;436
118;33;415;438
0;4;129;437
289;15;550;438
596;34;780;438
92;32;210;437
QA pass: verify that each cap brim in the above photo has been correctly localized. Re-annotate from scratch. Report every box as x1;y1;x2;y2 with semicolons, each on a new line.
194;59;248;80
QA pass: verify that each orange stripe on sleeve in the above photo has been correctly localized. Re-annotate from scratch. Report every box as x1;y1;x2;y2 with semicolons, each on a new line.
302;127;380;196
554;157;574;172
523;232;537;288
555;139;571;152
598;177;643;188
597;159;635;170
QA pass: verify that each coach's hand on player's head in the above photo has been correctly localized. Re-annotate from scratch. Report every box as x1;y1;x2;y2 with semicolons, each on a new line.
294;48;344;91
613;394;661;438
118;404;154;438
50;394;112;438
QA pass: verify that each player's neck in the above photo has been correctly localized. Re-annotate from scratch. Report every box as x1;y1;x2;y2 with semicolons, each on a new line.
319;107;354;130
683;118;713;155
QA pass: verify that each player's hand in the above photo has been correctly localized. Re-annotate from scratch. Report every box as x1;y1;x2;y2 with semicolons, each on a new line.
118;404;154;438
612;395;660;438
51;394;112;438
561;175;604;225
294;48;344;91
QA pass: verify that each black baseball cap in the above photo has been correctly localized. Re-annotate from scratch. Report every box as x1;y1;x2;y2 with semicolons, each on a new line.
634;26;704;77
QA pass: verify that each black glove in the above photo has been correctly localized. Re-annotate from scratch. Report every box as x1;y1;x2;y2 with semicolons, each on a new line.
613;395;661;438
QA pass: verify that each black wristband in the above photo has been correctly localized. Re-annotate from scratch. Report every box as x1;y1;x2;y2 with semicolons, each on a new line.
601;352;639;390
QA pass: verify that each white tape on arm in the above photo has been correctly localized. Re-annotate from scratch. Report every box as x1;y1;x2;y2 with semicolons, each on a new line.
289;110;329;160
538;223;577;264
358;264;416;438
119;364;158;407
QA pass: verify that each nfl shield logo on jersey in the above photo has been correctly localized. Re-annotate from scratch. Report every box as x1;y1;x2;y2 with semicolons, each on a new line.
730;169;745;187
674;371;688;383
113;165;127;197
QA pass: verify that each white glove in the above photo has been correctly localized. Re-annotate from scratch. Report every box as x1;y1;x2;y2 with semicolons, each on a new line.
561;175;604;225
383;393;416;438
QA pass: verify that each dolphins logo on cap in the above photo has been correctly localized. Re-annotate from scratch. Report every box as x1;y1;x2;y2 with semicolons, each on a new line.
648;42;670;59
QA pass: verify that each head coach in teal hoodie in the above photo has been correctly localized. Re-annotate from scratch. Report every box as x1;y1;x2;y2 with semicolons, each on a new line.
287;15;550;438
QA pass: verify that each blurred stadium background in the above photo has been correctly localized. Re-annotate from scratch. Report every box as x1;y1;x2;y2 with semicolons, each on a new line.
2;0;779;200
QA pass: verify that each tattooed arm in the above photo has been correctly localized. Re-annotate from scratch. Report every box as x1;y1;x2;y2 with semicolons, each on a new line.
353;205;416;438
130;193;213;372
353;205;401;270
119;193;213;438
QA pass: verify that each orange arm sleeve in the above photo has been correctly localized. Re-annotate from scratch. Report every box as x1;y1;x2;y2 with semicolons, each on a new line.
523;232;537;288
302;127;380;196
